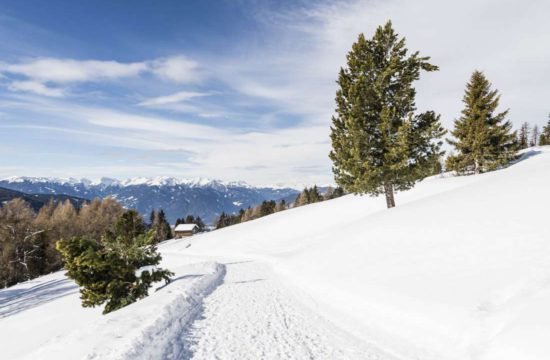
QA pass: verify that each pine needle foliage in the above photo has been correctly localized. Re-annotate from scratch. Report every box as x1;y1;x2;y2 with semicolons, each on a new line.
57;210;173;314
446;71;517;174
329;21;445;208
540;116;550;146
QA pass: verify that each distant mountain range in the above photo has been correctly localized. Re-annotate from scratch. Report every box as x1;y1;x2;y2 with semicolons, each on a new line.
0;177;300;224
0;186;88;212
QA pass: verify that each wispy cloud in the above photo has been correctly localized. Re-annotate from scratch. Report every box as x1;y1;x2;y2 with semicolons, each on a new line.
138;91;210;107
0;55;202;97
8;80;65;97
0;92;332;184
213;0;550;131
149;55;202;84
0;58;148;83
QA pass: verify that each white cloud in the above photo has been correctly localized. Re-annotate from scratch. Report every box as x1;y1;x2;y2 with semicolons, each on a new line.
0;55;202;97
150;55;201;84
8;80;65;97
138;91;209;107
0;94;333;185
0;58;147;83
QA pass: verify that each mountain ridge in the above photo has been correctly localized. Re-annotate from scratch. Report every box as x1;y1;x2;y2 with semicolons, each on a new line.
0;177;299;224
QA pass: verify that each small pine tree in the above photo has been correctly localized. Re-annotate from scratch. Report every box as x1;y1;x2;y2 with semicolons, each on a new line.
518;122;530;149
113;210;146;243
276;199;287;212
308;186;322;203
149;210;156;227
540;116;550;146
329;21;445;208
185;215;195;224
260;200;276;217
215;212;227;229
150;209;171;243
446;71;516;174
57;210;173;314
332;187;345;198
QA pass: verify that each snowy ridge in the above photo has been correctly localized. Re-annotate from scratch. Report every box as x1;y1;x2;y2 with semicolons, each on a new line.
0;176;325;190
1;176;85;186
0;176;300;223
0;176;264;189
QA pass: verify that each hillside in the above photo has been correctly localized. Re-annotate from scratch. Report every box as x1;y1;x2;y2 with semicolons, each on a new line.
0;186;88;211
1;147;549;360
0;177;299;224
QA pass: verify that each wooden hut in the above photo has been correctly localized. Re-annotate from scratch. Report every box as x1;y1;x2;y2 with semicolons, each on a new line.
174;223;199;238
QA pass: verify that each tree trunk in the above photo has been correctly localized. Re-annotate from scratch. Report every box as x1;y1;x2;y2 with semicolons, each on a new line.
384;183;396;208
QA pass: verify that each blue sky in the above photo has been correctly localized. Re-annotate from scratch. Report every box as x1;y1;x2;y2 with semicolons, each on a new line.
0;0;549;186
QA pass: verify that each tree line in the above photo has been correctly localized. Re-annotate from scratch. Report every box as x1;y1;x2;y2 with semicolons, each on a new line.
0;198;173;290
541;117;550;145
0;198;123;288
517;116;550;148
215;186;344;229
329;21;548;207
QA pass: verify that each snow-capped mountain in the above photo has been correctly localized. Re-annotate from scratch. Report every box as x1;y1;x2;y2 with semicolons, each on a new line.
0;177;299;224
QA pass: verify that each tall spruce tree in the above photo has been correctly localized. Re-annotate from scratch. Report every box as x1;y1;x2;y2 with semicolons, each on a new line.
446;71;516;174
329;21;445;208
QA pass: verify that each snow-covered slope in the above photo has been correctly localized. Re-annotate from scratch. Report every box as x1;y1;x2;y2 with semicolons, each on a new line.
164;147;550;360
1;147;549;359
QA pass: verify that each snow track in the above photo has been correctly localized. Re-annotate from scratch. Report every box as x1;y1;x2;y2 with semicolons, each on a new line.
181;260;392;360
118;262;226;360
2;262;227;360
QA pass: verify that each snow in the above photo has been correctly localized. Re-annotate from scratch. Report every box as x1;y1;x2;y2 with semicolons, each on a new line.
1;176;267;189
0;176;85;185
174;223;199;232
94;177;121;187
1;261;224;360
179;260;389;359
259;181;336;190
1;147;549;359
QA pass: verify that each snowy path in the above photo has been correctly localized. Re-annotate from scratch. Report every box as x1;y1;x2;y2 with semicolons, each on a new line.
180;259;392;360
